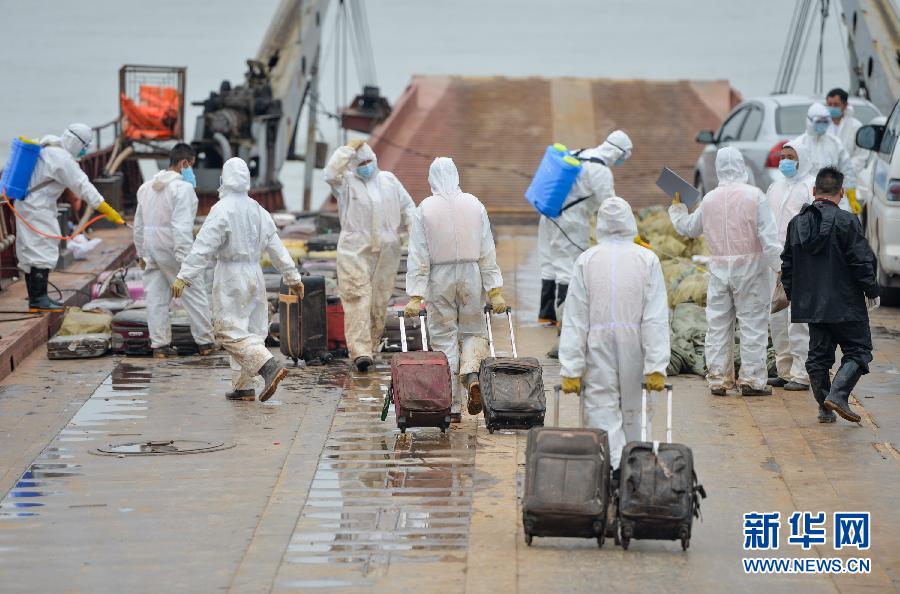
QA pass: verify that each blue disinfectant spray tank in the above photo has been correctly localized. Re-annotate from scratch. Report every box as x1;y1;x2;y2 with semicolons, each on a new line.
524;143;583;218
0;137;42;200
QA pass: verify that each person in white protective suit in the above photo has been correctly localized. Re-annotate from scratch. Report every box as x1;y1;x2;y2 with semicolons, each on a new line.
558;197;669;471
669;146;782;396
324;140;415;372
134;143;216;358
404;158;506;421
14;123;125;311
826;88;866;180
173;158;304;402
791;103;859;214
766;141;815;391
537;130;633;324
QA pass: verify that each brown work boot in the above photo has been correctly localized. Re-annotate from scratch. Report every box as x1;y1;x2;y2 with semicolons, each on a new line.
466;373;482;415
710;385;727;396
196;343;220;355
258;358;288;402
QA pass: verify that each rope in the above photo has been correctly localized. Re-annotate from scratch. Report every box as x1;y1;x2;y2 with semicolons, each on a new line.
1;193;106;241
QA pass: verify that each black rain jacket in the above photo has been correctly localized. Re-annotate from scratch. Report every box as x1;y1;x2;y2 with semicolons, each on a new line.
780;199;879;323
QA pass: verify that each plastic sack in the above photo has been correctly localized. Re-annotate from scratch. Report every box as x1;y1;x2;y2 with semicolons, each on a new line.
57;307;112;336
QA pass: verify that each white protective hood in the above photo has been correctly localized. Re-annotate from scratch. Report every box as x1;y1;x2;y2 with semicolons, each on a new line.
715;146;750;185
219;157;252;194
428;157;462;198
596;196;638;240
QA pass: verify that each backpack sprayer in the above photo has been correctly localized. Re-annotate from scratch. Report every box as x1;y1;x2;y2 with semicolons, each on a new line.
0;137;112;240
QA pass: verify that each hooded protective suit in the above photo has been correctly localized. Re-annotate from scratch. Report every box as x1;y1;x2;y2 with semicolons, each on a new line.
407;158;503;411
559;197;669;469
829;105;866;177
766;142;814;385
792;103;855;210
324;143;415;363
15;124;105;271
134;169;214;349
669;147;781;391
177;158;302;390
538;130;632;312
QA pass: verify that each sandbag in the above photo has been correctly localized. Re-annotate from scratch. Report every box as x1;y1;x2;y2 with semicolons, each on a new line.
671;272;708;308
57;307;112;336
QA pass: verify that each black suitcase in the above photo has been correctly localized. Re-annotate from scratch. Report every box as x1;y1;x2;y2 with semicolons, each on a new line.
381;309;423;352
278;275;331;364
306;233;339;252
111;309;198;356
522;399;611;547
480;307;546;433
617;384;706;551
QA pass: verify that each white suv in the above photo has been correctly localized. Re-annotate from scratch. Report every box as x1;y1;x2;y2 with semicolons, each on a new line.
857;98;900;302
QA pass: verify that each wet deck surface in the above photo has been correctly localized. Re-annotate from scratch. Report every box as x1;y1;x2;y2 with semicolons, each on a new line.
0;229;898;593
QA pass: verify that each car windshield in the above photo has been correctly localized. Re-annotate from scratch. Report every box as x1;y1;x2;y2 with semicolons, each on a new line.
777;102;882;134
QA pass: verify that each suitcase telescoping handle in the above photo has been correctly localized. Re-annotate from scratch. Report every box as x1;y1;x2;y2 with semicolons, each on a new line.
552;384;585;428
397;309;428;353
641;382;674;444
482;305;517;359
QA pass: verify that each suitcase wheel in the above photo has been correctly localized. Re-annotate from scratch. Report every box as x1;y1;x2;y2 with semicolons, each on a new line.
525;532;533;546
680;527;690;551
488;426;495;434
597;535;604;549
620;524;632;550
440;425;447;433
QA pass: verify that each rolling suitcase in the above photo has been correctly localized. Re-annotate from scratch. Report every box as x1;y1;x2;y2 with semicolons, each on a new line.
326;296;348;355
386;311;452;433
617;384;706;551
278;275;331;364
381;309;423;352
110;309;198;356
480;307;546;433
522;387;611;547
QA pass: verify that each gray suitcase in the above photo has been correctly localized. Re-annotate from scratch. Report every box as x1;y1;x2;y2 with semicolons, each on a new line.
47;333;111;359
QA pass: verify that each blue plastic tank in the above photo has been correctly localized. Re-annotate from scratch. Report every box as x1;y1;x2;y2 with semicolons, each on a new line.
525;144;582;218
0;137;42;200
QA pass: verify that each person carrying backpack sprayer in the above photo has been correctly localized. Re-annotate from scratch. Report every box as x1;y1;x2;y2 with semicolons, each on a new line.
0;124;125;311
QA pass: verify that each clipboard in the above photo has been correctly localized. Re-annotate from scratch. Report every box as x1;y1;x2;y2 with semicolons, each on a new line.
656;167;701;209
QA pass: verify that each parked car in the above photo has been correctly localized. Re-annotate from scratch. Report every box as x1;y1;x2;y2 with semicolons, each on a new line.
694;94;881;194
856;98;900;302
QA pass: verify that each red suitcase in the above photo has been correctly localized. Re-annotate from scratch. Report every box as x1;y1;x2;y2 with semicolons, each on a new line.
386;311;452;433
326;296;347;353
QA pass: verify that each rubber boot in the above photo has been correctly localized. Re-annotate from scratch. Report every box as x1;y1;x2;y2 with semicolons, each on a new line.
466;372;482;415
740;384;772;396
153;345;178;358
354;355;373;373
258;358;288;402
226;389;255;401
538;280;557;324
556;283;569;308
196;343;220;356
767;377;787;387
28;268;63;311
824;361;863;423
809;371;836;423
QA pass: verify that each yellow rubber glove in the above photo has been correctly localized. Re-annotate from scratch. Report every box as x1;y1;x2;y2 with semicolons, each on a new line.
171;277;190;298
287;280;305;299
645;372;666;392
404;296;424;317
96;201;125;225
488;287;507;313
846;188;861;215
138;258;146;270
347;138;366;151
634;235;652;249
672;191;681;205
561;377;581;394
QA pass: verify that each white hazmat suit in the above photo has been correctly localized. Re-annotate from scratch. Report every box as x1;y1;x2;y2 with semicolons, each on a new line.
559;197;669;469
791;103;855;211
829;105;866;178
134;169;214;349
324;143;415;364
177;158;302;391
669;147;781;392
16;124;105;271
538;131;631;300
406;158;503;412
766;142;814;386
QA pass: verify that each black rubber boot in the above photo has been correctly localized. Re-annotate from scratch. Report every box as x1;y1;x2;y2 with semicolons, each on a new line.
354;355;374;373
809;372;836;423
825;361;863;423
466;372;482;415
538;280;557;324
741;384;772;396
556;283;569;308
258;358;288;402
767;377;787;387
226;389;256;401
28;268;63;311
